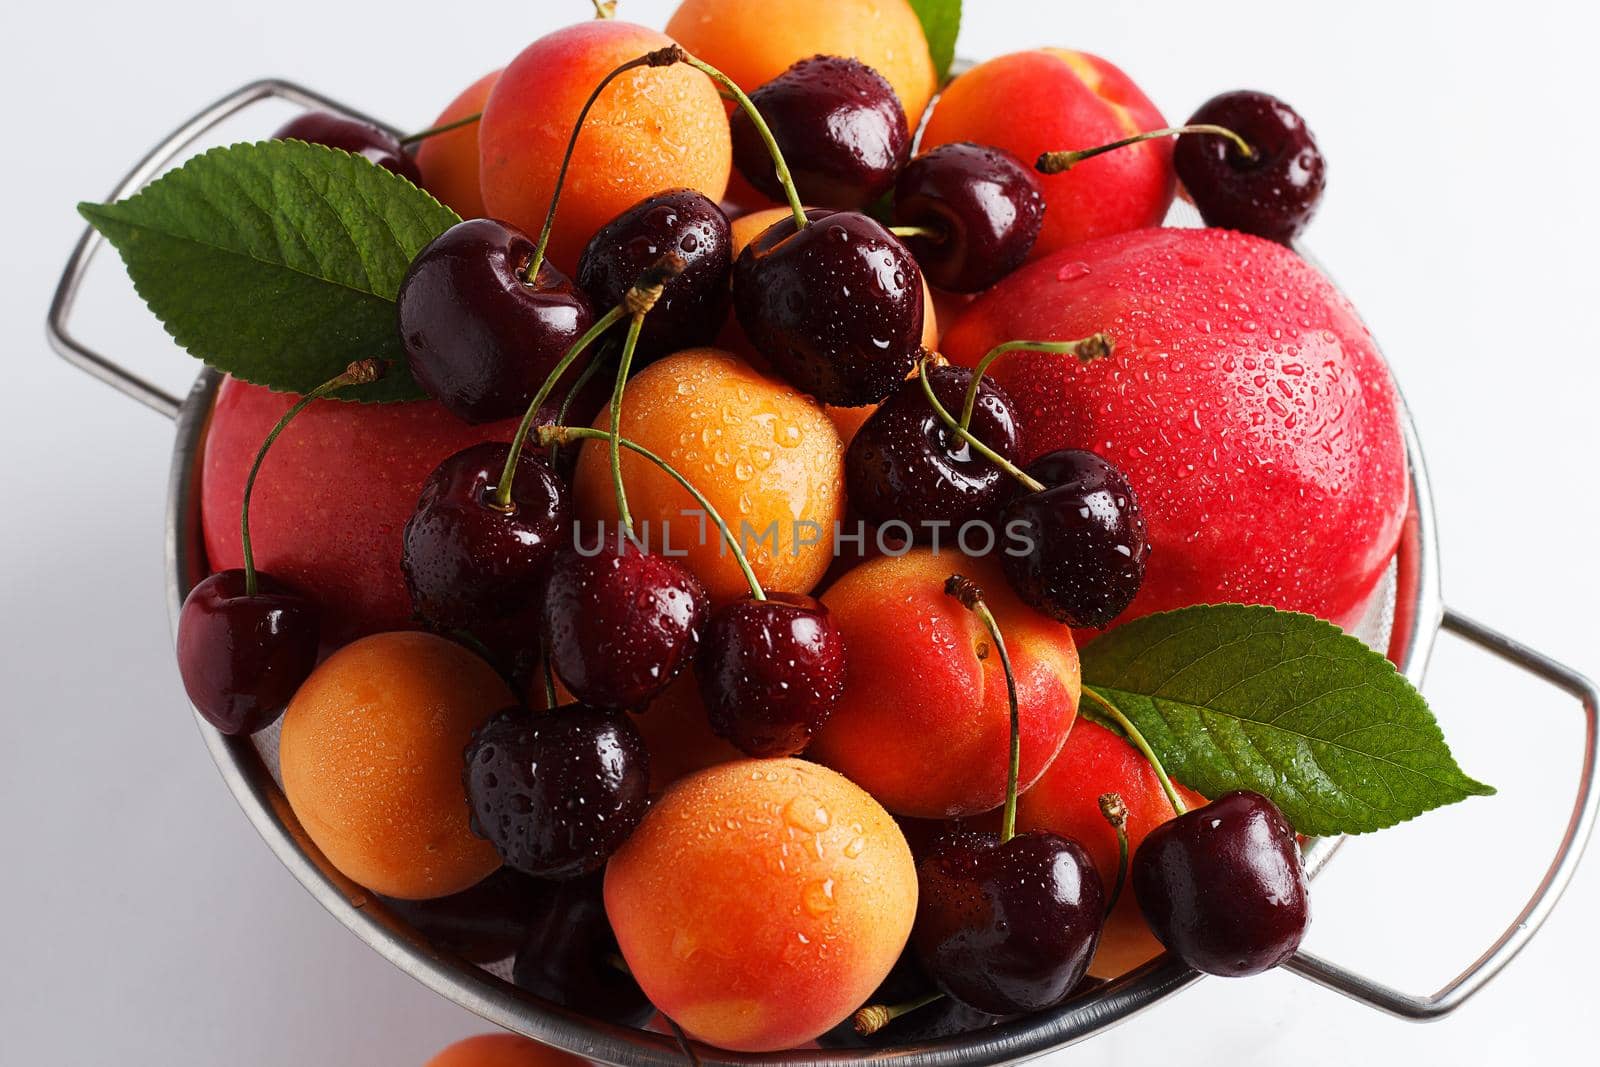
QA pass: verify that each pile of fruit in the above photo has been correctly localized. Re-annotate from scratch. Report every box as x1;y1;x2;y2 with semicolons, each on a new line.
82;0;1496;1055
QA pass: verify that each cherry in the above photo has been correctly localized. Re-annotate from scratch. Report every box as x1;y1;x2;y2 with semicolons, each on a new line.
401;442;571;635
512;874;654;1027
273;111;422;184
576;189;732;361
733;209;925;406
731;55;910;211
397;218;597;424
463;703;650;879
1174;92;1325;244
1133;789;1310;976
697;592;846;758
998;449;1149;629
891;142;1045;293
379;866;548;965
541;540;709;711
846;364;1019;534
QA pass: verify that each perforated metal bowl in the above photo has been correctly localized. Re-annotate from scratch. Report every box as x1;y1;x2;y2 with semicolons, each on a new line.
50;80;1600;1066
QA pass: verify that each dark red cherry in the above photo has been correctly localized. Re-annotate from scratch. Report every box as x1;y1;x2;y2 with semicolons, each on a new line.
540;540;709;711
1134;790;1309;976
733;210;924;406
577;189;732;361
912;828;1105;1015
512;874;653;1026
817;950;1008;1048
379;866;547;965
998;449;1148;629
731;55;910;211
463;703;650;879
1173;92;1325;244
398;218;597;423
697;592;846;758
274;111;423;185
401;442;570;637
892;142;1045;293
175;569;320;736
846;365;1019;535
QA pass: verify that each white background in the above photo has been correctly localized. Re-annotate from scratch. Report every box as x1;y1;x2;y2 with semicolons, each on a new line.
2;1;1596;1064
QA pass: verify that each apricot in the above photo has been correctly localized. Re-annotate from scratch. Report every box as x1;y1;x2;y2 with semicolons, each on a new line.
572;349;845;603
425;1033;588;1067
279;632;510;899
632;673;743;793
922;50;1172;256
415;69;499;219
479;20;731;273
808;549;1080;818
667;0;938;131
605;758;916;1051
1015;719;1206;978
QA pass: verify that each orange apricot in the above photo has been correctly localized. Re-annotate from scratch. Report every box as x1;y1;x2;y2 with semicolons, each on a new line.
808;549;1081;818
632;672;742;793
425;1033;588;1067
571;349;845;603
605;758;916;1051
479;20;731;273
667;0;938;131
279;632;510;899
414;70;499;219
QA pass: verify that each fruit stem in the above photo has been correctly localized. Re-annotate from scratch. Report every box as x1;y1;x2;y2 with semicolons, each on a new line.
591;0;616;16
917;355;1045;493
959;335;1113;432
540;425;766;601
549;338;612;472
674;49;809;231
853;991;944;1036
1036;124;1256;174
1099;791;1129;916
945;574;1022;843
1081;687;1188;817
528;46;684;279
888;224;942;242
239;360;385;596
398;111;481;146
540;649;559;710
604;255;683;537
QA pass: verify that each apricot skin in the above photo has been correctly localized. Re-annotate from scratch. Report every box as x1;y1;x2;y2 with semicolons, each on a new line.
808;549;1081;818
572;349;845;603
605;759;916;1052
279;632;510;900
415;70;499;219
425;1033;589;1067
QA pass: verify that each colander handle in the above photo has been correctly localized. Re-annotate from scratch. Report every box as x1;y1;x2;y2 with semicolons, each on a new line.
46;78;400;420
1285;608;1599;1019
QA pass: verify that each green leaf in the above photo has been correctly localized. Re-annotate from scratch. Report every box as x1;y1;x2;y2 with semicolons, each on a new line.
907;0;961;83
79;139;461;402
1080;605;1493;837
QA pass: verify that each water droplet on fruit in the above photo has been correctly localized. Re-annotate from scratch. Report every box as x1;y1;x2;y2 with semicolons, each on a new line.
1056;261;1091;282
784;795;829;833
802;879;836;916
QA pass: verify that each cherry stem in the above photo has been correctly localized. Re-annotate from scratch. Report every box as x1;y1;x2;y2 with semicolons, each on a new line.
1036;124;1256;174
1099;791;1129;916
540;648;559;710
606;253;684;535
240;360;384;596
853;991;944;1037
591;0;616;16
549;339;611;472
1081;687;1188;817
674;49;808;230
540;425;767;601
888;224;942;242
945;574;1021;843
398;111;481;146
917;355;1045;493
959;335;1113;432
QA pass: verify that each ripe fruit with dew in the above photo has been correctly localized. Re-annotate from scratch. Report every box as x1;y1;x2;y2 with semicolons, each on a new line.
413;70;499;219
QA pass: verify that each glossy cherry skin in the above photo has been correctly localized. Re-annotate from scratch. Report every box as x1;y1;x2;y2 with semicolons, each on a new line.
893;142;1045;293
732;55;910;211
540;540;709;711
998;449;1149;629
1133;790;1309;977
379;866;547;965
697;592;846;758
175;569;320;735
512;874;654;1026
733;210;924;406
1173;91;1326;245
463;703;650;879
912;828;1105;1015
401;442;570;637
577;189;732;361
847;365;1019;534
398;218;597;423
273;111;422;185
